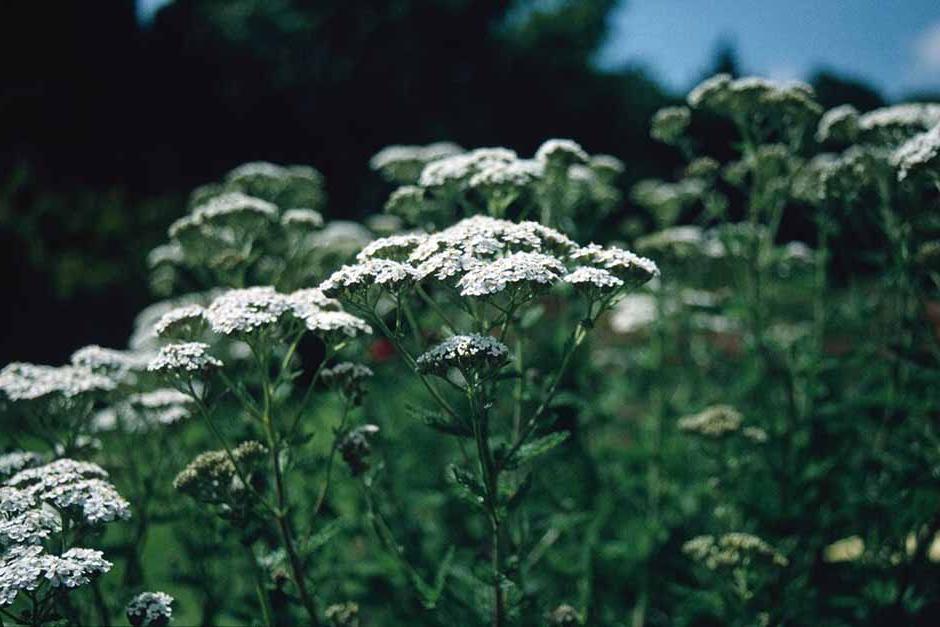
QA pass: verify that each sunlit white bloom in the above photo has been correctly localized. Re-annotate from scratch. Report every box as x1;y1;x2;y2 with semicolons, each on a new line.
0;544;111;606
370;142;464;175
468;159;543;189
410;216;574;265
416;334;510;377
8;459;130;525
321;260;420;299
309;220;373;256
893;123;940;181
563;267;624;292
147;242;184;268
0;453;43;481
650;106;691;145
286;288;340;323
70;345;148;380
126;591;175;627
297;310;372;340
43;547;112;589
687;73;732;110
191;192;278;227
823;536;864;563
281;208;324;229
148;343;222;374
816;105;859;143
414;248;484;282
419;148;517;188
205;287;293;336
858;103;940;140
456;252;565;297
590;154;625;174
0;363;115;402
569;244;659;285
356;234;429;262
535;139;589;166
154;305;208;339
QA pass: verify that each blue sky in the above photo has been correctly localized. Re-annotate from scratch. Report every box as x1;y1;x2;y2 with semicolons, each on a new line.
597;0;940;99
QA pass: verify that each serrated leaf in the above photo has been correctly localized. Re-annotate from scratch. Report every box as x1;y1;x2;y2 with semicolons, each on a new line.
508;431;570;468
302;518;345;552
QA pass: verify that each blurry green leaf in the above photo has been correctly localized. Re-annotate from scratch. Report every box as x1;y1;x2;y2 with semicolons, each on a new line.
507;431;570;468
408;404;471;437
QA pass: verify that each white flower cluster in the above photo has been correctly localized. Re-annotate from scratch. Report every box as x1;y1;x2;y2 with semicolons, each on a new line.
357;233;428;262
569;244;660;284
128;389;193;426
148;342;223;375
0;452;43;481
0;545;112;606
893;124;940;181
650;106;691;145
468;159;543;190
371;142;464;182
688;74;820;123
419;147;518;188
321;259;420;300
70;345;149;381
0;362;116;402
563;266;624;292
126;591;174;627
7;459;131;525
154;304;208;338
816;105;859;144
169;192;277;238
683;533;788;570
456;252;566;297
205;286;295;336
281;208;325;229
416;334;510;377
535;139;589;166
857;103;940;143
677;405;744;438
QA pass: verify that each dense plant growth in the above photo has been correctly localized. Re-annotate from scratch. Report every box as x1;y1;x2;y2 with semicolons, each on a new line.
1;76;939;625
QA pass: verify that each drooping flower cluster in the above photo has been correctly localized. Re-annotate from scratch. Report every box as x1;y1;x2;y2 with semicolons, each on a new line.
126;591;175;627
338;425;380;477
321;363;374;405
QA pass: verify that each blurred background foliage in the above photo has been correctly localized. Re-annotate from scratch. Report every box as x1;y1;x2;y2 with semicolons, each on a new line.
4;0;927;364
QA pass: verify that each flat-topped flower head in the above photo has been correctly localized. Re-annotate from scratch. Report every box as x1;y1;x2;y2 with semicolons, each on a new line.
8;459;130;526
147;243;184;269
0;498;61;546
416;334;510;379
191;192;278;228
569;244;659;286
224;162;325;208
893;124;940;181
683;533;788;570
70;345;148;382
205;287;294;336
650;106;691;145
154;305;208;339
590;154;626;180
563;266;624;297
858;103;940;145
371;142;464;183
678;405;743;438
457;251;565;297
126;591;174;627
356;234;428;263
0;545;113;606
419;148;517;189
321;260;420;300
687;73;733;110
127;389;193;426
816;105;860;144
0;363;116;403
411;216;575;264
321;362;374;404
148;343;222;375
468;159;543;190
535;139;589;167
296;310;372;344
0;453;43;482
281;208;324;230
384;185;429;223
174;440;266;505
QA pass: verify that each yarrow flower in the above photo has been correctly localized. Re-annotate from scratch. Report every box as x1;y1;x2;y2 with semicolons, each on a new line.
456;251;565;297
70;345;148;382
127;389;193;426
0;363;116;402
683;533;788;570
320;259;420;300
205;287;295;336
370;142;464;183
650;106;691;145
356;233;428;262
677;405;743;438
174;441;267;505
0;545;113;606
416;334;510;378
126;591;175;627
893;124;940;181
179;192;278;234
0;452;43;481
154;305;208;339
281;208;325;230
535;139;589;167
419;148;518;189
569;244;659;286
816;105;859;144
325;600;361;627
148;343;223;375
563;266;624;295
